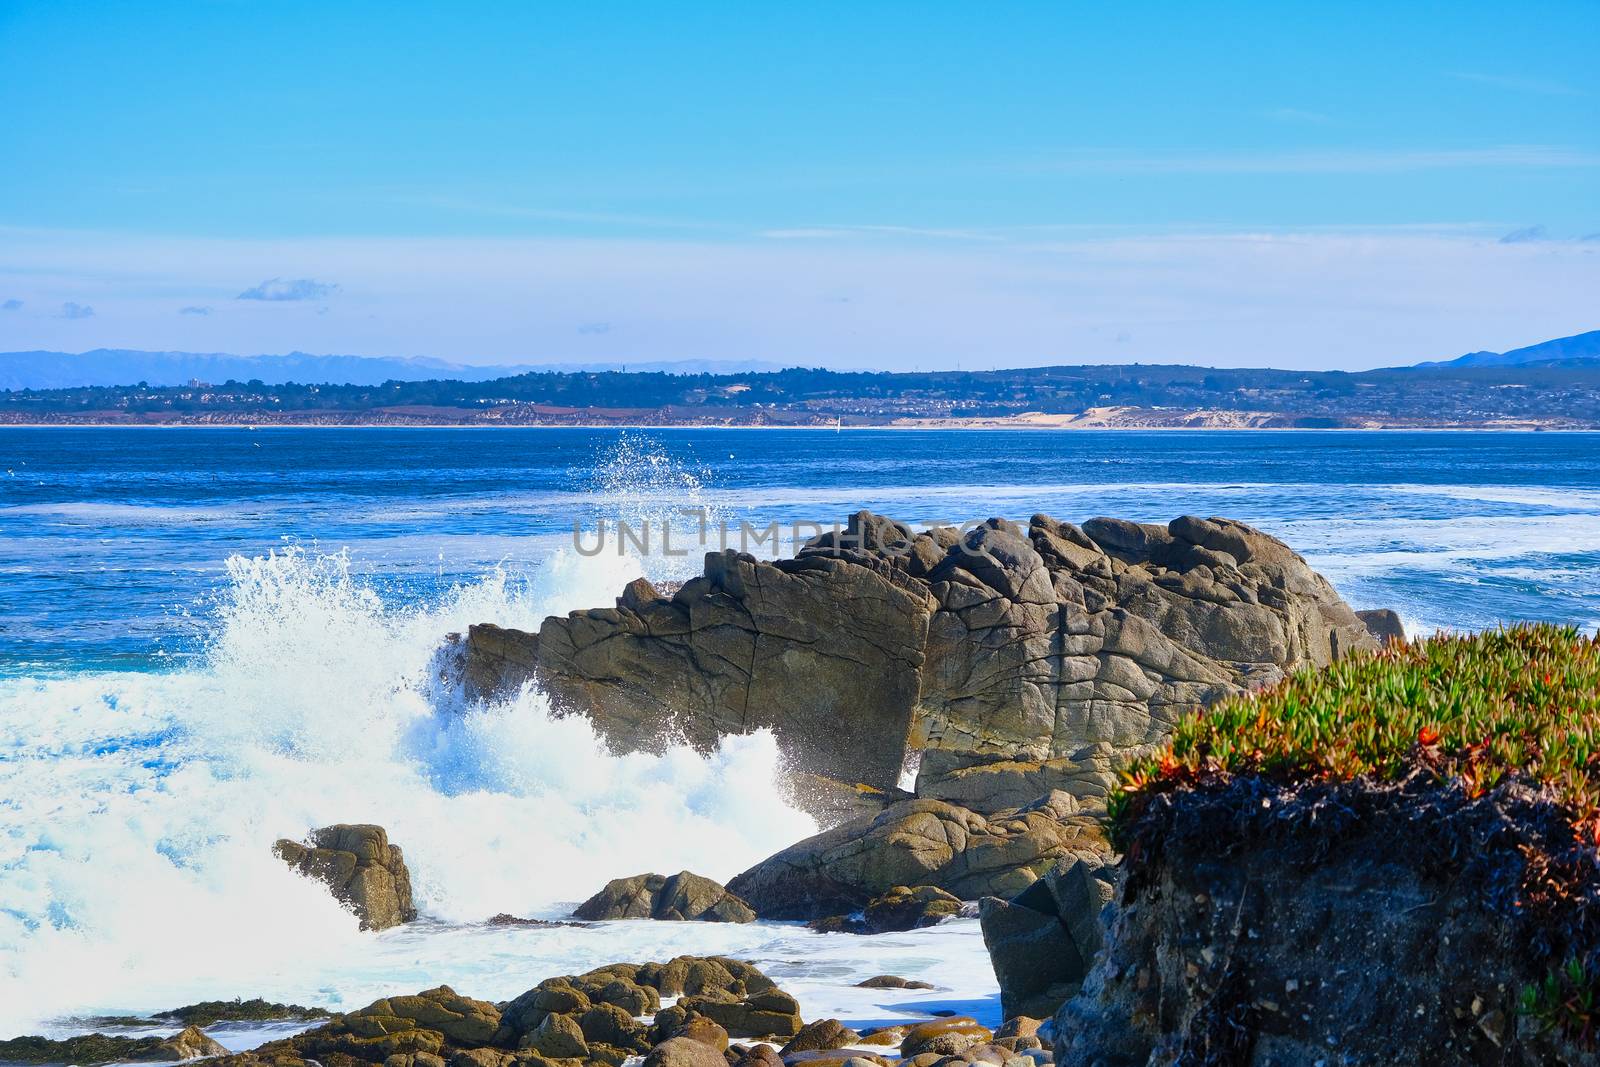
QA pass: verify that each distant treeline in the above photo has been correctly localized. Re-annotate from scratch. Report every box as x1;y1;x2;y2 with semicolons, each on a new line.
1;359;1598;425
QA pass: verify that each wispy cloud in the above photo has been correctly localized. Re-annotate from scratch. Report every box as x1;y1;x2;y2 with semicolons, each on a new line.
237;277;339;301
1;299;20;311
577;322;611;335
1026;146;1600;176
1449;72;1585;97
179;305;213;316
1499;225;1548;244
57;301;93;319
760;223;1004;242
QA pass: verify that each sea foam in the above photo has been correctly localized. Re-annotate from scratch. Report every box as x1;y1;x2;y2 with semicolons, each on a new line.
0;543;817;1034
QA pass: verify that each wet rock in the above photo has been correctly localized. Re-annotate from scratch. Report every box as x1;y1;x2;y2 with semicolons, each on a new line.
853;976;933;990
522;1014;587;1059
494;978;589;1043
448;1051;511;1067
589;978;659;1016
980;855;1118;1019
577;1004;645;1050
643;1037;729;1067
779;1053;890;1067
573;872;756;923
273;823;417;931
779;1019;858;1055
678;990;801;1039
121;1027;230;1062
728;1043;783;1067
483;914;587;929
728;794;1107;920
991;1018;1042;1044
862;885;961;932
899;1019;993;1059
0;1035;169;1065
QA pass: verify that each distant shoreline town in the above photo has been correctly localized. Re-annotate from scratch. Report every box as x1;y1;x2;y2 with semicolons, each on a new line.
1;329;1597;430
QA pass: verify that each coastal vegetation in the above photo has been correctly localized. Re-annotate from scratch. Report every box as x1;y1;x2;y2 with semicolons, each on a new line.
1112;624;1600;839
1108;624;1600;1048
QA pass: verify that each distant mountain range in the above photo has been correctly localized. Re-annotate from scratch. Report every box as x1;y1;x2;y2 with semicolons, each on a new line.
0;350;788;391
0;329;1595;392
1410;329;1600;369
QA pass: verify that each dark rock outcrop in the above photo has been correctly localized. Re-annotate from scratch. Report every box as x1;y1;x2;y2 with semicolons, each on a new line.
728;791;1107;920
0;1030;229;1066
809;885;962;934
1054;777;1590;1065
1358;606;1407;644
572;871;756;923
854;975;934;990
462;512;1375;794
273;823;417;931
980;855;1118;1019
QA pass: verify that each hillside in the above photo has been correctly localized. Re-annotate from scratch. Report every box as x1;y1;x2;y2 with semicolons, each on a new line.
1;329;1597;428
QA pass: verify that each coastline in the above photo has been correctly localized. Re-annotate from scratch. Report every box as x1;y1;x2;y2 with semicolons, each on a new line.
0;417;1592;432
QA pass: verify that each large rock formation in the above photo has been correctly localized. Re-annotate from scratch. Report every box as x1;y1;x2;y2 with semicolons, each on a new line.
462;511;1376;794
274;823;417;931
726;791;1107;919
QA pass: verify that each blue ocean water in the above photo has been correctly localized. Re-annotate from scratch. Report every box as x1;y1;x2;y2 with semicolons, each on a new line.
2;427;1597;672
1;426;1598;1037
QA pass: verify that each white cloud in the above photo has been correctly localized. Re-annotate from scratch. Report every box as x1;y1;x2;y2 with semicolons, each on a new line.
237;277;339;301
57;301;94;319
0;226;1596;371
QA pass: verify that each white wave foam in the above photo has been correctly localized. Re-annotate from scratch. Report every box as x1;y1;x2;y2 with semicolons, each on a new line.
0;546;816;1033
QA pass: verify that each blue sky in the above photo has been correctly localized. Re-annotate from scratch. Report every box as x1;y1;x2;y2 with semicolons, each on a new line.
1;1;1596;369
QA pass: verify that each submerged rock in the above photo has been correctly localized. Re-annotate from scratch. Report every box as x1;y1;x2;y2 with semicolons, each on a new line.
572;871;756;923
728;792;1107;920
809;885;962;934
854;975;934;990
273;823;417;931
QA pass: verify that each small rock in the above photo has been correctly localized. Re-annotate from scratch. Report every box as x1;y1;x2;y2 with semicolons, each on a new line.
780;1019;858;1055
645;1036;731;1067
855;975;935;990
900;1019;993;1059
574;872;757;923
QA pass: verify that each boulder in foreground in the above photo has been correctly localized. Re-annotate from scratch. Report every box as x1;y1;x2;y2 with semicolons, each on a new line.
1053;625;1600;1065
274;823;417;931
980;854;1117;1019
573;871;755;923
729;791;1108;920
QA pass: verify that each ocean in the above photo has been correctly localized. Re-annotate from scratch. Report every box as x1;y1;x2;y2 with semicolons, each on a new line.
2;427;1598;1040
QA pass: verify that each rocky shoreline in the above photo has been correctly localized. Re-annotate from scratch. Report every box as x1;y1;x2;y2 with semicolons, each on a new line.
16;513;1595;1065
